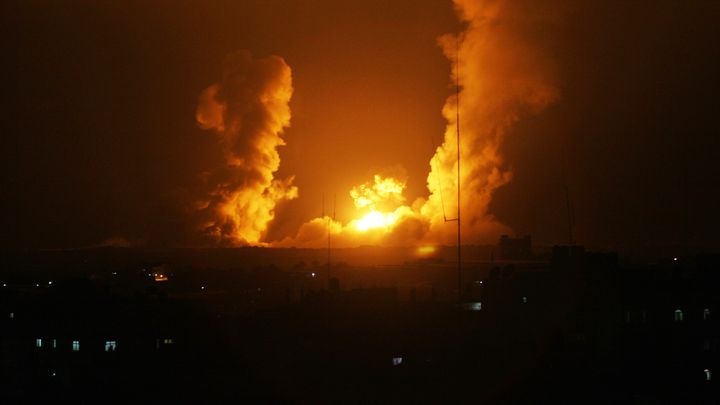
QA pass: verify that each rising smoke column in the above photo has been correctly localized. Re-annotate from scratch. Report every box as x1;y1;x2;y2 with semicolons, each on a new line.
421;0;560;244
277;0;561;248
195;50;297;245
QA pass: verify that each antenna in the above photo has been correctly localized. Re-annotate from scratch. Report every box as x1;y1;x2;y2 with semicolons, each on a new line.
327;193;335;288
427;34;462;303
455;35;462;304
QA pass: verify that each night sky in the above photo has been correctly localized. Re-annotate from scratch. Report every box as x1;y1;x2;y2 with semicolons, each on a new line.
2;0;719;249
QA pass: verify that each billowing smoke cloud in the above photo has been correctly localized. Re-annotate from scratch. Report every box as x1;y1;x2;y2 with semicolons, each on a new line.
278;0;560;248
195;50;297;245
421;0;561;244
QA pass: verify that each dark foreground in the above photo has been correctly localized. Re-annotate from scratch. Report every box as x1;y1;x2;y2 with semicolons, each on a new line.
1;247;719;403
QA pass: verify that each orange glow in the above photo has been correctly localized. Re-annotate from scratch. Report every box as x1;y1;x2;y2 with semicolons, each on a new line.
154;274;168;282
273;0;559;249
349;176;405;233
354;210;397;232
416;246;436;256
350;175;405;210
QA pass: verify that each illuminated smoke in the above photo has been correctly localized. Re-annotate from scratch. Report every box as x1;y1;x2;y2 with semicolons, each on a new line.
422;0;560;244
350;175;406;210
195;50;297;245
278;0;560;248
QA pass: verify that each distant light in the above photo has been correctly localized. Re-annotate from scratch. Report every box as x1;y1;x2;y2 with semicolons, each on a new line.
705;369;712;381
311;272;316;277
462;302;482;311
416;246;436;256
112;272;117;275
392;357;403;366
35;284;39;287
2;283;6;287
201;286;205;290
48;281;53;285
72;340;80;351
51;371;56;377
522;296;528;304
36;338;42;348
673;257;678;262
9;312;14;319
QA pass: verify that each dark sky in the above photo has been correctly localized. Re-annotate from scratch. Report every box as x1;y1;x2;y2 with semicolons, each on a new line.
1;0;719;249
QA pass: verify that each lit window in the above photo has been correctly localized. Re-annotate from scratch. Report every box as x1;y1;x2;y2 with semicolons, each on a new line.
522;296;528;304
392;357;403;366
35;339;42;348
163;338;173;344
674;309;684;322
704;308;711;321
72;341;80;351
105;341;117;352
9;312;14;319
52;339;57;349
705;369;712;381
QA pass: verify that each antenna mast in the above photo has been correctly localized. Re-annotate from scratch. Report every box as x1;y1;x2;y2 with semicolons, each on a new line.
429;35;463;303
456;36;462;304
327;194;335;288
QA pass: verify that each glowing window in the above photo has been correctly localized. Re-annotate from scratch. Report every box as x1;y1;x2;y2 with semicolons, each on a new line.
72;341;80;351
522;296;528;304
705;369;712;381
674;309;684;322
35;339;42;348
105;341;117;352
392;357;403;366
52;339;57;349
163;338;173;344
9;312;14;319
704;308;711;321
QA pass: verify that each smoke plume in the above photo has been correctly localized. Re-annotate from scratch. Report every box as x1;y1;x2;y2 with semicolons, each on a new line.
421;0;561;244
278;0;560;248
195;50;297;245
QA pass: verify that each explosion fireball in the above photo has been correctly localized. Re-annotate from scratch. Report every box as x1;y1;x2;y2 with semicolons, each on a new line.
196;0;559;248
